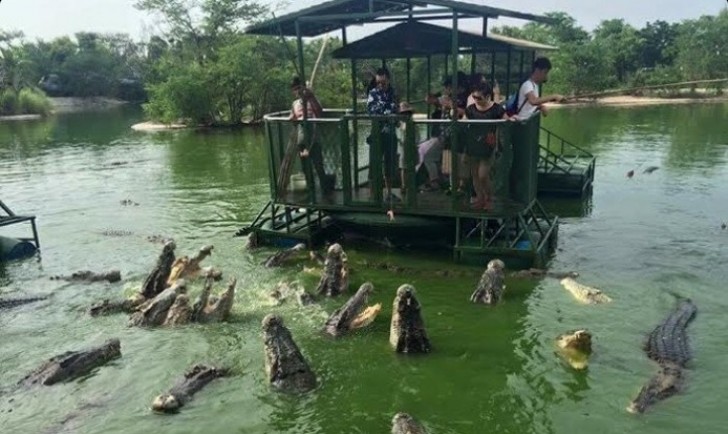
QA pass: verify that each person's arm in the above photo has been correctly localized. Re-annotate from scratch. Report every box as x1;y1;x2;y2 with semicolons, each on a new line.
366;90;380;115
524;82;565;106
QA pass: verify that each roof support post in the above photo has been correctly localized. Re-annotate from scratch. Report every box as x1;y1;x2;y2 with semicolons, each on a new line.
519;50;525;84
490;51;496;89
482;16;488;36
450;11;460;207
406;56;411;102
505;48;512;99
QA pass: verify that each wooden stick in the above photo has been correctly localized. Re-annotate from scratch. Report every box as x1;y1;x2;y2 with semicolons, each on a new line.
308;36;329;90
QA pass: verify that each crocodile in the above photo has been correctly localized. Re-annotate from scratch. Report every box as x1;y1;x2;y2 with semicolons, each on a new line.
120;199;139;206
101;229;134;237
470;259;506;305
263;243;306;268
140;241;176;299
129;280;187;327
316;243;349;297
167;245;220;285
510;268;579;279
268;281;315;307
146;234;175;245
191;277;236;323
324;282;382;337
164;294;193;325
391;412;427;434
88;294;146;317
560;278;612;304
20;339;121;386
0;295;48;310
556;330;592;370
262;314;317;393
50;270;121;283
151;365;229;413
390;284;431;354
627;299;697;414
643;166;660;174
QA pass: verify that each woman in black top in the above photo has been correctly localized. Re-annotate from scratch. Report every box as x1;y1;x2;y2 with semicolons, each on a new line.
465;82;512;210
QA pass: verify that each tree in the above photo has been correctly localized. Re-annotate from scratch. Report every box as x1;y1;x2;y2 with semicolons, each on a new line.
593;19;644;83
638;20;679;68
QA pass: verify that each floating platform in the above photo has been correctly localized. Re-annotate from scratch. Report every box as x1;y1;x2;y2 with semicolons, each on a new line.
537;127;595;197
0;200;40;261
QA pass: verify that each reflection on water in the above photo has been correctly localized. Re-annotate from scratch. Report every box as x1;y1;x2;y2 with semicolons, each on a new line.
0;103;727;433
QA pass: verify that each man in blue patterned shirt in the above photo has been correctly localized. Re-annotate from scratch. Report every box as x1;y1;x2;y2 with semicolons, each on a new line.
366;68;399;200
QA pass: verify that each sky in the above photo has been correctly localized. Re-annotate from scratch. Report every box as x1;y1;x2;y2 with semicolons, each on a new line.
0;0;725;42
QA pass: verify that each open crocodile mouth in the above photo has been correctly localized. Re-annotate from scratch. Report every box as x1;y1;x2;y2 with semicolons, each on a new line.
349;303;382;329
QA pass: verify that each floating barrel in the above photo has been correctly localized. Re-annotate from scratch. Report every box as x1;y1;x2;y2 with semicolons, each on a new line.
0;235;37;261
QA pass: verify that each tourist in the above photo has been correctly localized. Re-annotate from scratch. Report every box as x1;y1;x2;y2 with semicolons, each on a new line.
465;82;512;210
396;102;421;195
366;67;399;201
516;57;566;119
289;77;333;195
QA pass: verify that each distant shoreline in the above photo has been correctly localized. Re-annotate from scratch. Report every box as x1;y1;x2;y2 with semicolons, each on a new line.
50;97;128;114
549;94;728;109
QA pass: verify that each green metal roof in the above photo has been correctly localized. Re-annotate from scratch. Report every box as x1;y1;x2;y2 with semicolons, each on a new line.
331;21;556;59
245;0;554;37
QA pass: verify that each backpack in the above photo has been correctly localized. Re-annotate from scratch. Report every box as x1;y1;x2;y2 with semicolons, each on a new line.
504;80;530;116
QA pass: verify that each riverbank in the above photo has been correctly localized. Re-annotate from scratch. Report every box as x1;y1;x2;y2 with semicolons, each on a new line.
550;94;728;109
0;114;43;122
50;97;128;114
131;121;188;132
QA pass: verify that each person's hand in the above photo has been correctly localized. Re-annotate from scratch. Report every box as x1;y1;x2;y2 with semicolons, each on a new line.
299;149;310;158
540;104;550;117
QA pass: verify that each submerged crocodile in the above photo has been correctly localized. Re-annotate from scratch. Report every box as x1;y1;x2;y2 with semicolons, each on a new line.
263;243;306;268
470;259;506;304
88;293;146;317
262;314;317;393
152;365;229;413
268;281;315;307
556;329;592;370
20;339;121;386
167;245;221;285
510;268;579;279
627;299;697;414
324;282;381;337
50;270;121;283
0;295;48;310
101;229;133;237
316;243;349;297
560;278;612;304
392;412;427;434
390;285;431;354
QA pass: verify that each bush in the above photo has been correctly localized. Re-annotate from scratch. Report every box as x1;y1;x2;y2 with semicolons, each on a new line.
143;65;214;125
0;89;19;115
17;88;52;116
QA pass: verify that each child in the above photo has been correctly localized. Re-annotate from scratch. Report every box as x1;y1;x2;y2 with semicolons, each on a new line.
464;82;512;210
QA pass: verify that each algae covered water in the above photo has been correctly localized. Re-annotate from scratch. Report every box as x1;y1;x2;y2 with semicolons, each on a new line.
1;103;727;433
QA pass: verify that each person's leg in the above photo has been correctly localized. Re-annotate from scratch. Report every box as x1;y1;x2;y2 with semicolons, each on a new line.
470;157;484;207
382;132;395;194
480;160;493;209
309;142;329;191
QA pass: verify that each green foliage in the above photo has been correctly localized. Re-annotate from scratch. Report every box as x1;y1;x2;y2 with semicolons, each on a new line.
17;88;52;115
144;64;213;124
0;88;18;115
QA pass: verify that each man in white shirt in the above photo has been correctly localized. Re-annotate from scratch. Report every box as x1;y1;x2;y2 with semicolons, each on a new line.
517;57;565;119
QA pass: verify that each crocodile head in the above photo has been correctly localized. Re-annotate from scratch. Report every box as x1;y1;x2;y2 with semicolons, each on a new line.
151;394;180;412
557;330;592;353
391;412;427;434
262;314;317;393
317;243;349;297
556;329;592;370
164;294;192;325
324;282;381;337
390;285;431;354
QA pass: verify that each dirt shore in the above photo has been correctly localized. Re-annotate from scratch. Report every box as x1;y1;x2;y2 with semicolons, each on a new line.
0;114;43;122
548;94;728;109
131;121;188;132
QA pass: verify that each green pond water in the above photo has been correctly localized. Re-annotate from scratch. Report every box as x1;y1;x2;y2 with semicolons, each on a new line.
1;103;727;434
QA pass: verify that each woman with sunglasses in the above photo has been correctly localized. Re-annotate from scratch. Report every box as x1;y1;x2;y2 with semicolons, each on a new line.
464;82;512;210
